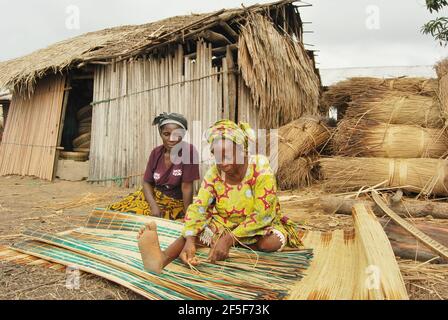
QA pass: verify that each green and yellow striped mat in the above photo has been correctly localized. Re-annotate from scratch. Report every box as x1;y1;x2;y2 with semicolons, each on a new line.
11;209;313;300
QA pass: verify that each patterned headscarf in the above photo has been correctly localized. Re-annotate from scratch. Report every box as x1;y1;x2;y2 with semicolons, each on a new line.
206;119;255;150
152;112;188;131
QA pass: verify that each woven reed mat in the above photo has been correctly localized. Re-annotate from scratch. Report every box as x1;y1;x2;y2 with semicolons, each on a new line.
3;209;312;300
2;204;408;300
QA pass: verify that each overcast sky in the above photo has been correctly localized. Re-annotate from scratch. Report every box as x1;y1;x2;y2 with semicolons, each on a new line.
0;0;446;69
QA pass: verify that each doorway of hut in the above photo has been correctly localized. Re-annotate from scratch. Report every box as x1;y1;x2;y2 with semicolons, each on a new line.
55;69;93;181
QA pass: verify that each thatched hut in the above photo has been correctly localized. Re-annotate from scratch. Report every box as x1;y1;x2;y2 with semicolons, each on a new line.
0;0;321;185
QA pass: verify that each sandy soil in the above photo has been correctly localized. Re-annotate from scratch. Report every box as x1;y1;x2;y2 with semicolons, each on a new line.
0;176;446;300
0;175;142;300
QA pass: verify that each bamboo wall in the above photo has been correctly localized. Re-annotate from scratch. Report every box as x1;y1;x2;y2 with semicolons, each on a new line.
90;41;240;187
0;75;66;180
237;74;259;131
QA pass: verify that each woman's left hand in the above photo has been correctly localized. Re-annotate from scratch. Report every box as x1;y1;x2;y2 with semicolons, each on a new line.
208;233;234;263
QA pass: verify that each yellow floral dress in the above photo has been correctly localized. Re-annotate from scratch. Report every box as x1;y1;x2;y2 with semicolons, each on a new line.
182;154;301;249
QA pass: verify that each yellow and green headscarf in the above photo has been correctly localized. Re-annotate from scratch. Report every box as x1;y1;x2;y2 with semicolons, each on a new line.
206;119;255;150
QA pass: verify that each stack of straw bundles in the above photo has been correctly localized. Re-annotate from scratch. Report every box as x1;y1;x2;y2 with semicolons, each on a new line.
322;77;438;111
320;157;448;197
344;92;444;128
332;119;448;158
436;58;448;119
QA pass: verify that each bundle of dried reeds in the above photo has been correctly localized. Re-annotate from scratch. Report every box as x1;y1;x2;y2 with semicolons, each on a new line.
276;156;319;190
289;203;409;300
269;116;330;171
436;58;448;119
344;92;444;128
238;13;320;128
319;157;448;196
332;119;448;158
322;77;438;111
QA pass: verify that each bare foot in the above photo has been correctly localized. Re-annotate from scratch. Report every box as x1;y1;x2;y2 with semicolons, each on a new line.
137;222;165;274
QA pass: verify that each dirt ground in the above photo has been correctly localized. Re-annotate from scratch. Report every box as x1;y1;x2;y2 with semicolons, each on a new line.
0;175;142;300
0;176;447;300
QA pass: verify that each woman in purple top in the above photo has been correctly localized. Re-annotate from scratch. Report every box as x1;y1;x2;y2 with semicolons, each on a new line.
108;112;200;220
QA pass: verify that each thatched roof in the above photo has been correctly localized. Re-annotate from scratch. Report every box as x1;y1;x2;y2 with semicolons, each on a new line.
0;0;305;92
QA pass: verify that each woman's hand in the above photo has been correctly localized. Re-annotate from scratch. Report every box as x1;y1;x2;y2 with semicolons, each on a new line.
151;205;162;218
180;237;199;266
208;233;234;263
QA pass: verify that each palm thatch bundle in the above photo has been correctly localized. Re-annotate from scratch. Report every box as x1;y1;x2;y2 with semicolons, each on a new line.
276;156;319;190
332;119;448;158
269;116;330;171
238;13;320;128
319;157;448;197
436;58;448;119
343;92;444;128
322;77;438;111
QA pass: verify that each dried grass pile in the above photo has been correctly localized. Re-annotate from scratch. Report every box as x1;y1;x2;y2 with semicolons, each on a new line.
269;116;330;190
321;74;448;197
319;157;448;197
436;57;448;119
269;116;330;169
332;119;448;158
344;92;444;128
276;156;320;190
238;13;320;128
322;77;438;112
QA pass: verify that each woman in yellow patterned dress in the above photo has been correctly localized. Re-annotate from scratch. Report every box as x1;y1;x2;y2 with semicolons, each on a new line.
137;120;301;273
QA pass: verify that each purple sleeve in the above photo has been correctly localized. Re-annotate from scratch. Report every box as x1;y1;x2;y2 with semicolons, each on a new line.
182;144;200;183
143;150;156;184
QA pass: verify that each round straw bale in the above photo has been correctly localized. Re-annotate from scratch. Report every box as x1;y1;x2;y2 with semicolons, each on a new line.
73;148;90;153
78;126;91;135
77;105;92;121
79;122;91;129
73;133;91;148
59;151;89;161
79;116;92;124
268;116;330;171
332;119;448;158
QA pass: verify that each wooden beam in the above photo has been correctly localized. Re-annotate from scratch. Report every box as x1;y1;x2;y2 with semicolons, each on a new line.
197;30;232;45
184;43;238;59
219;21;239;40
52;76;70;180
319;195;448;219
372;191;448;261
226;45;237;122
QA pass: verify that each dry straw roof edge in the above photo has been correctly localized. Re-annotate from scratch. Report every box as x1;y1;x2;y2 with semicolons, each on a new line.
0;0;302;92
